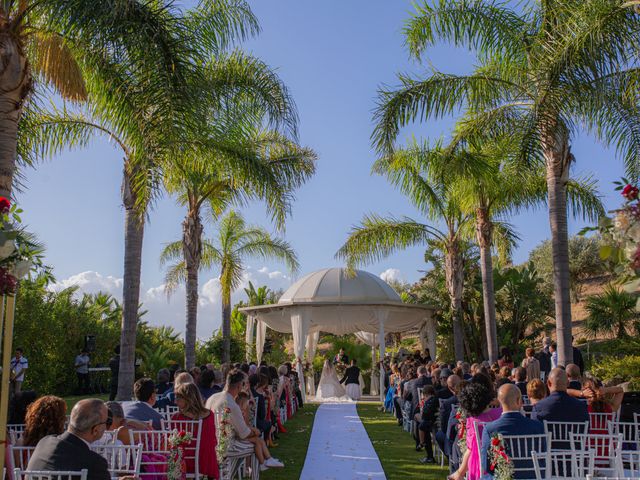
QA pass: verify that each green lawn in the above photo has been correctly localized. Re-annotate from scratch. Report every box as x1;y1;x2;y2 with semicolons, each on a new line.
63;393;109;412
357;403;448;480
261;403;319;480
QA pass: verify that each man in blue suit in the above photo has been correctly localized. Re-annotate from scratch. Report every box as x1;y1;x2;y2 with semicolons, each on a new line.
531;368;589;423
480;384;545;478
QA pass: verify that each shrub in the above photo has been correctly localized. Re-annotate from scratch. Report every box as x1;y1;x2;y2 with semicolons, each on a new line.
590;355;640;390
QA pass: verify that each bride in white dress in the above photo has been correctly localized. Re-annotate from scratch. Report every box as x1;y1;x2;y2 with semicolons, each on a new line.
315;359;349;401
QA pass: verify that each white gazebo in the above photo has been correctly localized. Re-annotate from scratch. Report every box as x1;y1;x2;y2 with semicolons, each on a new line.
240;267;436;402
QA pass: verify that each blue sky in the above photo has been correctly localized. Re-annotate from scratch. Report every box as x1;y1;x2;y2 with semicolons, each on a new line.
19;1;623;337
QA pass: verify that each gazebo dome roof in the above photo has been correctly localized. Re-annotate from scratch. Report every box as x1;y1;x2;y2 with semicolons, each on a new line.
278;268;401;304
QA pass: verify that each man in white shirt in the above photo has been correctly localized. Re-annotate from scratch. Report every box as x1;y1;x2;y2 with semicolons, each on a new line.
75;349;90;394
10;347;28;394
206;369;283;471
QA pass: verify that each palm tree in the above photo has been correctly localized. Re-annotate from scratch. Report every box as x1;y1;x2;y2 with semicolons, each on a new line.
372;0;640;365
244;282;271;307
162;210;299;364
22;1;301;399
336;148;483;361
161;128;315;368
585;284;640;339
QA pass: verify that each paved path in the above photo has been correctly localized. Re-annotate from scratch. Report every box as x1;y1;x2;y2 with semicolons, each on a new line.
299;403;386;480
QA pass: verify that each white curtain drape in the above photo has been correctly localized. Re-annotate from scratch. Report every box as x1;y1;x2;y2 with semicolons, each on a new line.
255;320;267;364
245;315;255;362
354;331;380;395
291;307;311;402
375;310;388;402
354;331;380;347
305;331;320;396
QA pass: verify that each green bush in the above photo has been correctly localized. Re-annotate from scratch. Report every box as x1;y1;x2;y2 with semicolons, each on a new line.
199;333;246;364
590;355;640;390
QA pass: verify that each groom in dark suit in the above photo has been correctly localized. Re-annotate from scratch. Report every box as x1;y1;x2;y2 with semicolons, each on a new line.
27;398;111;480
340;359;360;386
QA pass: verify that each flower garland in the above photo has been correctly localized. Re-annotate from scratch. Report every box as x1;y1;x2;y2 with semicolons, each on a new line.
455;407;467;454
488;433;514;480
167;429;193;480
216;405;234;460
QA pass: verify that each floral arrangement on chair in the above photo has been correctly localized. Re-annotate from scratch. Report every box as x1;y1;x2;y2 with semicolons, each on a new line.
167;429;193;480
488;433;514;480
455;407;467;454
216;405;234;459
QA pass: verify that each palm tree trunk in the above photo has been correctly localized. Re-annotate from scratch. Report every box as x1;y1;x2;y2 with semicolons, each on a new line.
222;290;232;363
0;30;30;198
543;127;573;367
183;210;202;369
117;167;144;400
476;209;498;363
445;242;465;361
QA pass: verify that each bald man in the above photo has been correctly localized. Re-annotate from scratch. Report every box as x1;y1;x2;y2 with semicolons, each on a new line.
435;375;461;458
27;399;111;480
480;384;545;478
531;367;589;423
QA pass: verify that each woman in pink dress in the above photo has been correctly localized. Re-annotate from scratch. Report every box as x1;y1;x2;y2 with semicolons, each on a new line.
448;376;501;480
172;383;219;479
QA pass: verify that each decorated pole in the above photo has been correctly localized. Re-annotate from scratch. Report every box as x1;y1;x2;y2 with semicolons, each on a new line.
0;295;16;476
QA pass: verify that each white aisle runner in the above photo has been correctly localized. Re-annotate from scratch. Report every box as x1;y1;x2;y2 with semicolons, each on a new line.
299;403;386;480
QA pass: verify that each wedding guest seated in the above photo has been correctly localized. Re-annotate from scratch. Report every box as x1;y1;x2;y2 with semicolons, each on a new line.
524;379;548;413
198;369;217;401
155;369;171;395
461;363;472;381
250;374;274;444
448;376;501;480
122;378;164;429
9;390;38;425
155;371;194;409
480;384;545;478
189;367;201;386
172;382;219;479
27;398;111;480
20;395;66;447
93;401;151;446
437;369;454;400
211;370;223;395
513;368;528;397
436;375;462;455
531;368;588;423
416;385;439;464
206;369;283;471
404;366;432;415
581;377;624;434
566;364;582;390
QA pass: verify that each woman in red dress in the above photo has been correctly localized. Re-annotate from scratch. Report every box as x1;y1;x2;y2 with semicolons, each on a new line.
172;383;219;479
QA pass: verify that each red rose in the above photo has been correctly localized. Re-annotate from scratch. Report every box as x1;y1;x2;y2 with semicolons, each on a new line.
491;437;500;446
0;197;10;213
622;184;639;200
178;430;186;437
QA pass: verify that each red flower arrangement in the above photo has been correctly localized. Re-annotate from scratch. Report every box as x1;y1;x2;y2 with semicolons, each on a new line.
0;197;10;213
455;407;467;454
622;184;639;201
488;433;514;480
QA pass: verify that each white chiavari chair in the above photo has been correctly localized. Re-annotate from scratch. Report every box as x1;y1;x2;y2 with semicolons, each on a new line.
213;412;258;480
7;424;26;444
570;432;624;477
607;419;640;466
586;477;640;480
472;420;488;478
532;449;594;480
522;395;531;406
499;433;550;479
90;444;142;480
543;421;589;451
590;411;619;432
8;445;36;472
159;418;202;479
128;429;171;478
13;470;87;480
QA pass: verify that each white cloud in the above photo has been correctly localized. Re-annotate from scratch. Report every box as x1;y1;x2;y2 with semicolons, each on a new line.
50;268;295;340
380;268;403;284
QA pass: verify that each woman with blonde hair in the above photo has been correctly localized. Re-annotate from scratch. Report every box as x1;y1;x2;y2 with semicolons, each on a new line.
521;348;541;382
172;382;219;479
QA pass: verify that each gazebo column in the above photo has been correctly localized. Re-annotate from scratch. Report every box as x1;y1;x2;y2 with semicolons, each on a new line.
370;345;379;396
375;310;388;403
305;331;319;396
255;319;267;364
291;306;311;403
245;315;255;362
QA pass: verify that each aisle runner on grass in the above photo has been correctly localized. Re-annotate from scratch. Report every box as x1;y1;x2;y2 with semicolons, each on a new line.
300;403;386;480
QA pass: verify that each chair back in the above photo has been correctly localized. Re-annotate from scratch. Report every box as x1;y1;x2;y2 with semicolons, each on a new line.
500;433;551;479
8;446;36;471
90;444;142;478
13;470;87;480
532;450;594;480
570;432;623;473
161;418;202;479
471;420;488;478
7;424;26;444
589;411;618;432
128;429;171;478
543;421;589;451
